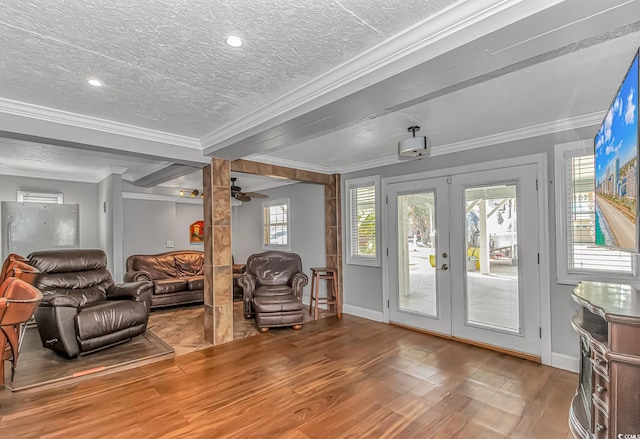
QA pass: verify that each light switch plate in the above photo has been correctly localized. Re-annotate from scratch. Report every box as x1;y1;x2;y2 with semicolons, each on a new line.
166;240;174;248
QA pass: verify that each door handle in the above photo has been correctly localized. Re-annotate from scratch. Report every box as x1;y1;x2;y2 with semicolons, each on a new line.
439;264;449;271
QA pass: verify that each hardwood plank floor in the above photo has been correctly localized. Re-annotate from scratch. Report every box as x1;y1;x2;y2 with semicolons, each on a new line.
0;315;577;438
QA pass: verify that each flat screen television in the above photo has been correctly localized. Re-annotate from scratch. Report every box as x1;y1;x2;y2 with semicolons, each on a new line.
594;50;639;252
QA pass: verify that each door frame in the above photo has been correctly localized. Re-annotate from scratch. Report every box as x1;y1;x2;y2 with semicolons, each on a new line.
381;153;551;365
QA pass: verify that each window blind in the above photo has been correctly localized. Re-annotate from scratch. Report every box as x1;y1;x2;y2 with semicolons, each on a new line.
349;185;376;257
263;202;288;247
566;154;633;272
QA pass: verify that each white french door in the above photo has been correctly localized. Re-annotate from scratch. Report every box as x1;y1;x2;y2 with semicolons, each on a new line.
387;177;451;335
386;164;541;357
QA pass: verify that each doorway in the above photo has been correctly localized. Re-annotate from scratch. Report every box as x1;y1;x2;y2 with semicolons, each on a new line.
385;164;541;357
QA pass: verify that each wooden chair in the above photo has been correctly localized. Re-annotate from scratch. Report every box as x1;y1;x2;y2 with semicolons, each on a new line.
0;278;43;384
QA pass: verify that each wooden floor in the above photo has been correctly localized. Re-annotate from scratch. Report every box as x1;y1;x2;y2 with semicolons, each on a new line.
0;314;576;438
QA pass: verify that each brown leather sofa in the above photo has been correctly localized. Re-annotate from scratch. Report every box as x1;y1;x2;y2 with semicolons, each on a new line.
238;250;308;332
28;249;152;358
124;251;204;308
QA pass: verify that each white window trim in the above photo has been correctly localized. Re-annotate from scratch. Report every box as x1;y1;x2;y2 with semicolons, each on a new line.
554;140;637;285
262;198;290;250
345;175;381;267
17;191;63;204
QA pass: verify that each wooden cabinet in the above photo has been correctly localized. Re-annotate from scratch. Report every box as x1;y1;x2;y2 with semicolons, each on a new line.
570;282;640;439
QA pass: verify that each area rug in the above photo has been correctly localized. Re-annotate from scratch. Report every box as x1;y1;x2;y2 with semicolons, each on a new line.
4;327;174;392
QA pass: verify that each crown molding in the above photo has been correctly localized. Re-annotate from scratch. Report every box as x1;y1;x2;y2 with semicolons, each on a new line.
245;154;336;174
432;111;605;157
0;98;201;149
336;155;403;174
0;166;104;184
201;0;560;151
0;165;133;184
277;111;606;175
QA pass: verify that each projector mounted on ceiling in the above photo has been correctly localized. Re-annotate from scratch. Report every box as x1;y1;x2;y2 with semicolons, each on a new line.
398;125;431;160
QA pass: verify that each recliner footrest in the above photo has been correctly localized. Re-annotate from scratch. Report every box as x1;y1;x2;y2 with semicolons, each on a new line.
252;295;303;313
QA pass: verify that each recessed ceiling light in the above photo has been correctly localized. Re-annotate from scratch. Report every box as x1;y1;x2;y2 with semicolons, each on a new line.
87;78;103;87
226;36;243;47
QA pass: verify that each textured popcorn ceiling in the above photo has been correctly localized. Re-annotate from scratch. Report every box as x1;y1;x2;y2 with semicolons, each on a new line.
0;0;456;137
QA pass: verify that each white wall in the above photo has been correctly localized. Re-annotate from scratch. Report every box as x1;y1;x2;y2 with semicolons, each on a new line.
341;127;597;363
232;182;326;298
0;175;100;257
98;173;125;280
122;198;204;272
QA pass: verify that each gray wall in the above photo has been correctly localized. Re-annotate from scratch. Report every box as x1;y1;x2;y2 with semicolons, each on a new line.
122;198;204;272
0;175;100;257
341;127;597;360
175;203;205;250
232;182;326;298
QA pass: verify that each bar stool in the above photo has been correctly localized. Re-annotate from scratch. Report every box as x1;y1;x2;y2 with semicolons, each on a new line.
309;267;341;320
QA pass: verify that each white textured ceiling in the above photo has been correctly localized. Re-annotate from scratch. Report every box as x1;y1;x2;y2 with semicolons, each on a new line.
0;0;455;137
0;1;639;183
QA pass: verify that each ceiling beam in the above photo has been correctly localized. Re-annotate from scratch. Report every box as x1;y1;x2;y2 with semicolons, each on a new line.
231;159;332;185
132;164;202;188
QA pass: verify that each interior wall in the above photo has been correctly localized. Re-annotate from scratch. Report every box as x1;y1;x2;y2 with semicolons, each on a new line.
341;127;598;361
232;182;326;298
122;198;204;270
0;175;100;258
175;202;205;250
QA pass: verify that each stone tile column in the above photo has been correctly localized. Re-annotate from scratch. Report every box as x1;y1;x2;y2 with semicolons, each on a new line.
203;158;233;345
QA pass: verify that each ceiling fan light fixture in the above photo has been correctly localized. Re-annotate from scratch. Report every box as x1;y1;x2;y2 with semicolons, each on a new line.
398;125;431;160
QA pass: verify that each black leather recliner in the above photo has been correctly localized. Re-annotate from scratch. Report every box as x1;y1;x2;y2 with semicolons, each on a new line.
29;249;152;358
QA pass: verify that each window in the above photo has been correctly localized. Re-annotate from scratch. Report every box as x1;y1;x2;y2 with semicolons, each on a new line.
346;176;380;267
555;141;635;284
17;191;63;204
262;199;290;249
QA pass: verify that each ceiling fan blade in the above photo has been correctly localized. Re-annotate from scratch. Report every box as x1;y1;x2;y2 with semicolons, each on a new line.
235;193;251;202
244;191;268;198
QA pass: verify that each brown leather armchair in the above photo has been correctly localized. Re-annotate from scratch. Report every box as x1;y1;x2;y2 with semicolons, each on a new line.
238;250;308;332
29;249;152;358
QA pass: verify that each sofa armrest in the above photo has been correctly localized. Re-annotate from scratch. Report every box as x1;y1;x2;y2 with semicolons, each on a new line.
232;263;246;274
123;270;152;283
290;272;309;299
238;273;256;318
107;281;153;301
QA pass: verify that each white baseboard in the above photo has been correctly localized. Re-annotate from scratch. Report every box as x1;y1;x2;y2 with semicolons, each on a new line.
551;352;579;373
343;304;384;322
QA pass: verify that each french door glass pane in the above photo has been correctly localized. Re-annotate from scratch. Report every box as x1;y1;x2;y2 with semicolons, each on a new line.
464;184;521;333
397;192;437;317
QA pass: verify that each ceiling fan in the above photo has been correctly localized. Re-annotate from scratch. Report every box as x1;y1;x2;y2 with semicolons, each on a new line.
231;177;268;202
